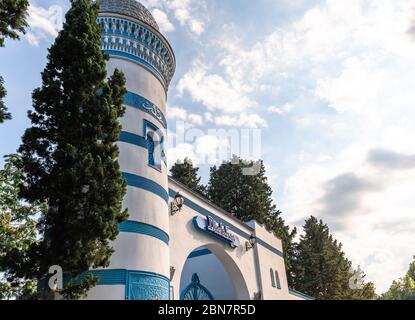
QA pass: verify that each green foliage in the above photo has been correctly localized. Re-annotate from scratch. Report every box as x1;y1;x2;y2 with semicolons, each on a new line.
0;0;29;122
382;257;415;300
14;0;128;299
0;0;29;47
207;157;297;285
170;158;206;195
0;154;45;300
0;76;11;123
291;216;377;300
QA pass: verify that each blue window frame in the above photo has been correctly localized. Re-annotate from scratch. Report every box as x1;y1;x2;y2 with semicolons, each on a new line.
144;119;165;171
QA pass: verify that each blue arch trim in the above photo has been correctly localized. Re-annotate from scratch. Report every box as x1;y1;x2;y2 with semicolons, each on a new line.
289;289;315;300
124;172;169;203
119;131;147;149
188;249;212;259
119;220;169;245
168;189;284;258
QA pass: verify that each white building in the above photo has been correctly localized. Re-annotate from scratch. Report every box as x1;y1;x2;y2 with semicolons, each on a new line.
86;0;313;301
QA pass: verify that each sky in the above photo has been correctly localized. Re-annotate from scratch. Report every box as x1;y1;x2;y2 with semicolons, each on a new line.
1;0;415;294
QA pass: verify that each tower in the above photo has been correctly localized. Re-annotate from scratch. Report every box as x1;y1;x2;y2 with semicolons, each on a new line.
91;0;175;300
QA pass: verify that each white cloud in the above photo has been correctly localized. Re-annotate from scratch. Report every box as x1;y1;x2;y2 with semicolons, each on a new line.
168;106;187;120
25;4;63;46
142;0;207;36
188;114;203;126
167;106;204;126
267;103;294;115
220;0;415;293
177;63;257;113
152;8;175;33
215;113;268;129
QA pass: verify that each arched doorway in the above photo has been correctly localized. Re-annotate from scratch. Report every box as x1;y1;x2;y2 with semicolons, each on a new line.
179;244;250;300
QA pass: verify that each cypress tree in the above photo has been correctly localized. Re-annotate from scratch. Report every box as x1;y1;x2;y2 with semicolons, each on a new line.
0;0;30;122
207;157;296;285
16;0;128;299
170;157;206;196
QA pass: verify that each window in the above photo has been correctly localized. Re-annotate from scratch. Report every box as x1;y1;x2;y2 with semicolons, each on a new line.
275;270;281;289
270;268;276;288
147;133;155;166
144;119;165;171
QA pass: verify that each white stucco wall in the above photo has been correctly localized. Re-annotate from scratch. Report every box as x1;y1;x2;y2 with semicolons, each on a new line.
168;178;304;300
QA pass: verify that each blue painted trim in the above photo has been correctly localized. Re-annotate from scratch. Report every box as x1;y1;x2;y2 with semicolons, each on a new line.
124;91;167;129
124;172;169;203
119;131;147;149
168;188;284;258
119;220;169;245
104;49;166;86
75;269;169;284
289;289;315;300
188;249;212;259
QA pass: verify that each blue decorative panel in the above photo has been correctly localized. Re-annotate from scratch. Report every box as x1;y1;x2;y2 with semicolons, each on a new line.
127;271;170;300
98;15;175;89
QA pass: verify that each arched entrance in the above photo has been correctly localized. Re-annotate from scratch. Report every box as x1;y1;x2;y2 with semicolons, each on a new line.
179;243;250;300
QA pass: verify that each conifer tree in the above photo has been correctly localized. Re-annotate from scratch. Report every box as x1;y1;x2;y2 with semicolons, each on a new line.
15;0;128;299
292;216;376;300
170;157;206;195
382;257;415;300
207;157;296;285
0;0;30;122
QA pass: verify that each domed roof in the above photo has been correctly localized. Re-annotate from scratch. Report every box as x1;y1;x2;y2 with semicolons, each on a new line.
98;0;159;31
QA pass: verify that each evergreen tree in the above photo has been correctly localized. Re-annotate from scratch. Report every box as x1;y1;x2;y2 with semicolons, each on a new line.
170;158;206;195
0;76;10;123
0;0;29;47
0;0;30;122
15;0;128;299
292;216;376;300
207;157;296;285
0;155;44;300
382;257;415;300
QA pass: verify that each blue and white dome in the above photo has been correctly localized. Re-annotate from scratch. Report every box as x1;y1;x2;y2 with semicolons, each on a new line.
97;0;176;90
98;0;160;31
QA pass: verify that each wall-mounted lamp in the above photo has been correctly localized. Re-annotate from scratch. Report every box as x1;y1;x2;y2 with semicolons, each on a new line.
245;234;257;251
170;192;184;216
170;266;176;281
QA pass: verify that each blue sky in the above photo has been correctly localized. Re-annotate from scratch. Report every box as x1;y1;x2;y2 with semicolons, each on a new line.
1;0;415;293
